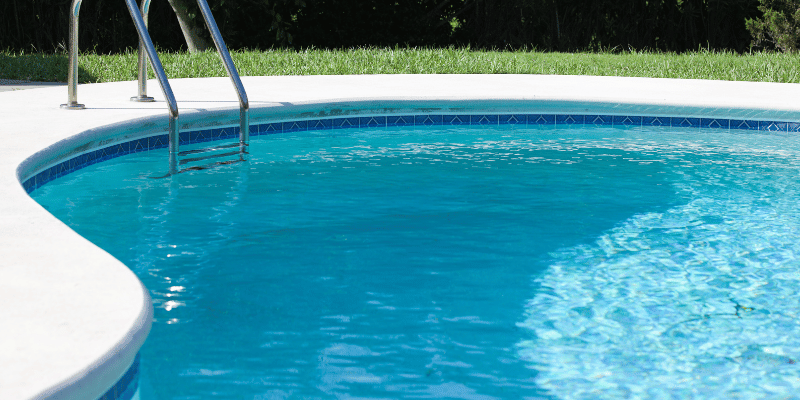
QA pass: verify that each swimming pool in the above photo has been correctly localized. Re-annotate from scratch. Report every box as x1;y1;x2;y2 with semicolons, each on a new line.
5;75;800;399
27;117;800;399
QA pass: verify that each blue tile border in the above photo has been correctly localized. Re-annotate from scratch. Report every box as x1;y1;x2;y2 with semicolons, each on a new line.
643;116;669;127
387;115;414;126
499;114;526;125
556;114;583;125
530;114;556;125
443;115;470;125
97;353;140;400
587;115;613;125
22;113;800;194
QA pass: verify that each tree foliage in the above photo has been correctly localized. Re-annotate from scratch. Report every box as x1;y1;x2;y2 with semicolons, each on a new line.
0;0;765;54
747;0;800;52
289;0;456;48
452;0;759;52
0;0;188;53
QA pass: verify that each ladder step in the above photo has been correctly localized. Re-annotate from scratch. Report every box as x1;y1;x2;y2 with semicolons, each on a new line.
181;158;244;172
179;150;242;165
150;158;244;179
178;142;240;156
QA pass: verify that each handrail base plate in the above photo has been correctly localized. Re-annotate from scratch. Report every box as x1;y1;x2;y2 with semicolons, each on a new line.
130;96;155;102
60;102;85;110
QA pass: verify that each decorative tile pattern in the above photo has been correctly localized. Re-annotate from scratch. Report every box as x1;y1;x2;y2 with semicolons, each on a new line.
642;116;668;127
179;131;191;145
387;115;414;127
283;120;308;133
530;114;556;125
500;115;527;125
587;115;613;125
672;117;701;128
307;119;333;130
213;128;234;140
415;115;443;126
22;113;800;194
760;121;786;132
149;134;169;149
194;129;212;142
556;114;583;125
701;118;727;129
131;138;147;153
731;120;758;130
262;122;283;134
471;115;498;125
443;115;470;125
360;116;387;128
332;117;360;129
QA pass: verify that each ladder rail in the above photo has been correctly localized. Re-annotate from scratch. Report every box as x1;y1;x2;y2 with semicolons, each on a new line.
62;0;247;175
122;0;181;175
60;0;84;110
195;0;250;156
131;0;155;103
133;0;250;157
61;0;180;175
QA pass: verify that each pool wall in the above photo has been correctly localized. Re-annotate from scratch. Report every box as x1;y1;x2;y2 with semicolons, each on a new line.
19;106;800;194
3;75;800;399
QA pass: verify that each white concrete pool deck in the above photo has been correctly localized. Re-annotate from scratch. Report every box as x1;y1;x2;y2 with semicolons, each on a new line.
3;74;800;400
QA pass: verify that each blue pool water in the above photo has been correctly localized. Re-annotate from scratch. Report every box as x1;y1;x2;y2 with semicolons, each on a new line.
31;124;800;399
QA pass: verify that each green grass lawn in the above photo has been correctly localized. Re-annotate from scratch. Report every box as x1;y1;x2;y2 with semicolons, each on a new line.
2;48;800;84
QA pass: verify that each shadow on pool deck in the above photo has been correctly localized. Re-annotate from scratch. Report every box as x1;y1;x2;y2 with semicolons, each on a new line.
0;79;66;92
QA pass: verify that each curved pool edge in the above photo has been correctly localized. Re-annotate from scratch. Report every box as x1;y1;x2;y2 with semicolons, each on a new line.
3;74;800;399
35;288;152;400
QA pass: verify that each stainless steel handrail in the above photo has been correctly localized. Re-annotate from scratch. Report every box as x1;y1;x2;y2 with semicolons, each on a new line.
61;0;179;174
195;0;250;157
123;0;181;175
132;0;250;157
60;0;85;110
130;0;155;103
63;0;247;174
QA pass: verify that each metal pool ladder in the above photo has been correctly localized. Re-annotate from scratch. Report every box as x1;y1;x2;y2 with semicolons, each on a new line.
61;0;250;176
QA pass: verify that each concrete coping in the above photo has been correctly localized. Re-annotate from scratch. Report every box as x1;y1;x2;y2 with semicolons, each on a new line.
2;74;800;399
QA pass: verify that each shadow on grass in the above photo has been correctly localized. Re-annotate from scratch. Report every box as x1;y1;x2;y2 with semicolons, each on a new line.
0;53;98;83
